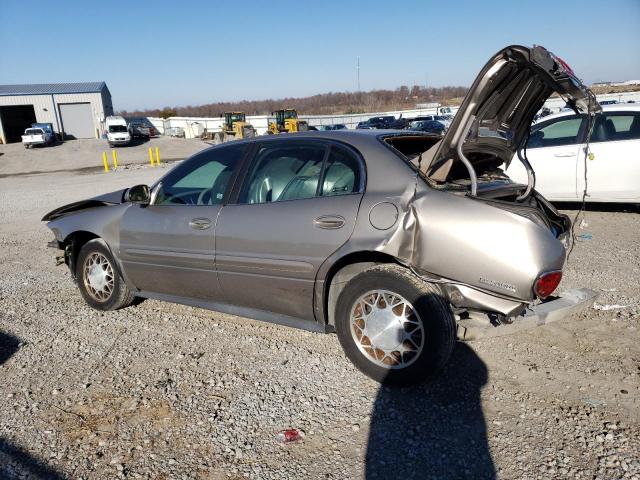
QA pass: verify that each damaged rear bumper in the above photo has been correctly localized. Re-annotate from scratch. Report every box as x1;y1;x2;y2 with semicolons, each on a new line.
456;288;598;340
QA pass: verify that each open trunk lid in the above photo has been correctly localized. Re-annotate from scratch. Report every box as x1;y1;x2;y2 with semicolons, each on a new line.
425;45;601;184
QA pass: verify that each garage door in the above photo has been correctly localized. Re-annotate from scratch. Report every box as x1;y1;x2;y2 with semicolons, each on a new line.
0;105;37;143
59;103;94;139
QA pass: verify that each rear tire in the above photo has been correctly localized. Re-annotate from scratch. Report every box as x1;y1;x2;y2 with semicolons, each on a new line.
76;239;137;311
335;264;455;385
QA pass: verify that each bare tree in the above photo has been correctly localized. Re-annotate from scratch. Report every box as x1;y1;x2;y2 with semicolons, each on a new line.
119;85;469;117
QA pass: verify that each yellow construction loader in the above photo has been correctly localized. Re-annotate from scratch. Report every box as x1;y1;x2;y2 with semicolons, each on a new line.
267;109;309;134
214;112;256;143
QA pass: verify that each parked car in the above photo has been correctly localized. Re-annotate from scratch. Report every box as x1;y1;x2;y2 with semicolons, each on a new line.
106;116;131;147
32;123;56;140
356;116;396;129
411;115;453;129
126;117;158;138
409;119;447;136
388;117;411;129
43;45;599;385
506;104;640;203
21;127;55;148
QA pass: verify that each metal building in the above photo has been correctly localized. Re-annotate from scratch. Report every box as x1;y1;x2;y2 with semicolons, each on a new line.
0;82;113;144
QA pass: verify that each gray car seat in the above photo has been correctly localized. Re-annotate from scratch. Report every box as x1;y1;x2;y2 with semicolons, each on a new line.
246;156;302;203
322;162;355;196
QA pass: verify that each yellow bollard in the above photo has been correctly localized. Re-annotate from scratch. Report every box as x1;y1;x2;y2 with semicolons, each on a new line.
149;147;154;166
102;152;109;172
155;147;161;165
112;150;118;170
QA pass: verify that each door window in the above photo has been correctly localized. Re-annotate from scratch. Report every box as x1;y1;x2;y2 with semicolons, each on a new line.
320;146;362;196
239;142;327;204
591;112;640;142
528;116;584;148
155;144;246;205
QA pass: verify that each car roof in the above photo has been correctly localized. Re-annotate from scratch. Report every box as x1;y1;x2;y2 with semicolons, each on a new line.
537;103;640;123
201;129;433;155
257;129;421;140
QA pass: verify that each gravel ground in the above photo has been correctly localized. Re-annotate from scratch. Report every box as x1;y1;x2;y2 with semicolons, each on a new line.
0;165;638;479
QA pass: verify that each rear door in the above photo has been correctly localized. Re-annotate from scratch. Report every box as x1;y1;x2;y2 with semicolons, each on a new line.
215;139;364;322
582;110;640;201
119;143;248;300
510;114;586;201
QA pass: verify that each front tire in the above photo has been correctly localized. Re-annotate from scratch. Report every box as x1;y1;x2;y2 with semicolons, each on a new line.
335;264;455;385
76;239;136;311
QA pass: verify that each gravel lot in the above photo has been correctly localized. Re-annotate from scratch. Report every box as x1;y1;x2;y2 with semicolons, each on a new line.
0;163;638;479
0;137;208;177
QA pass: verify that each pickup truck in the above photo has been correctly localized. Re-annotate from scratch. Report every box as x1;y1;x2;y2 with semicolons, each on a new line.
21;127;55;148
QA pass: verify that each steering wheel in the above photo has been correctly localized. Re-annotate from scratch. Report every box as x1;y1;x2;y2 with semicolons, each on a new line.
197;188;213;205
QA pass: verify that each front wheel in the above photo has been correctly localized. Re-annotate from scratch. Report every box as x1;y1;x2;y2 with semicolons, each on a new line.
76;239;137;311
335;264;456;385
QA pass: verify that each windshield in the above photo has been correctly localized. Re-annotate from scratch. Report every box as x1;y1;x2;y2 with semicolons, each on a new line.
109;125;128;133
283;110;297;119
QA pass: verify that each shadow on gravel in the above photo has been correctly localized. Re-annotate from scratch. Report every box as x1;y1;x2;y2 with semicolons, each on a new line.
0;438;65;479
365;343;495;479
0;335;65;478
0;331;20;366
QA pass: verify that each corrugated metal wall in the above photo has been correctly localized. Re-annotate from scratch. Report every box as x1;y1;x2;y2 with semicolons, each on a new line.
0;92;109;143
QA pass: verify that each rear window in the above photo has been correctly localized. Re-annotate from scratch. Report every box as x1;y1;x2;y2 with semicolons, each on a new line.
382;134;441;163
25;129;43;135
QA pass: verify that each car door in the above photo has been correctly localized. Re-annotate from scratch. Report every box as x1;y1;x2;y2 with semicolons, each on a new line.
507;115;586;201
215;139;365;322
581;110;640;201
119;143;248;300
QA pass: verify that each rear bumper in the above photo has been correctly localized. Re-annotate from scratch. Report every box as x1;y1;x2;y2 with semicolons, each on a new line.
457;288;598;340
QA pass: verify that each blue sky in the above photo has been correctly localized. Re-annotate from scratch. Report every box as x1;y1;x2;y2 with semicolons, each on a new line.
1;0;638;111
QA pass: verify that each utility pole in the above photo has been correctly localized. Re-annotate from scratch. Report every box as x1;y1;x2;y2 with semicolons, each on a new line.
357;56;361;93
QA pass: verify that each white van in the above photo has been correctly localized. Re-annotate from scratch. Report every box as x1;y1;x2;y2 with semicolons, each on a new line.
106;116;131;146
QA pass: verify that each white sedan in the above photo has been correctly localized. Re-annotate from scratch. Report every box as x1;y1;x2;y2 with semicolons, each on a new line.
507;104;640;203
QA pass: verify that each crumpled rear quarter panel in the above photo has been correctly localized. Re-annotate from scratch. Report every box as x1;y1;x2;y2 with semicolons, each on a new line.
322;136;566;303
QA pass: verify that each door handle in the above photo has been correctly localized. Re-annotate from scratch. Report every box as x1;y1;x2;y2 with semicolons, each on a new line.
313;215;345;229
189;218;212;230
553;151;577;157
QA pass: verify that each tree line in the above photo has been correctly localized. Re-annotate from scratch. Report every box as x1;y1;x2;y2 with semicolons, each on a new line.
119;85;469;118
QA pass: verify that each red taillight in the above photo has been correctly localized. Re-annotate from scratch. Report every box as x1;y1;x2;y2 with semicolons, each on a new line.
534;271;562;299
555;56;575;76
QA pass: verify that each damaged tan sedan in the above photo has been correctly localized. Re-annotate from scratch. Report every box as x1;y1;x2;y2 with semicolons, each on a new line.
44;45;600;384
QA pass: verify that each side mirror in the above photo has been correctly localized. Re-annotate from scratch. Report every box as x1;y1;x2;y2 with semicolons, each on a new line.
125;184;150;204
